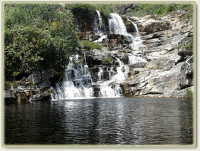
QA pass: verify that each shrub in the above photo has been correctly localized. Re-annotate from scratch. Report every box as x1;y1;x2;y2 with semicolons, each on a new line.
4;4;78;80
66;4;96;24
5;82;12;88
4;4;73;29
96;4;112;17
80;40;101;50
126;3;193;18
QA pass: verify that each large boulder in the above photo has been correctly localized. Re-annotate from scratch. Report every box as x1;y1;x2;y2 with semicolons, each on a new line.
28;70;53;84
138;15;171;33
128;55;147;68
142;62;193;96
27;70;54;90
146;59;174;70
149;62;192;86
172;86;194;98
27;71;41;84
29;89;51;101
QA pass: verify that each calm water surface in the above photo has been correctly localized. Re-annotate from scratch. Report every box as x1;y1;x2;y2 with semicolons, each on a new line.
5;97;193;144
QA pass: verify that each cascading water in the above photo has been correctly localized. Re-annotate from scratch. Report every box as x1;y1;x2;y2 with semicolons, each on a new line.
127;18;145;50
94;10;107;43
108;13;145;51
109;13;128;35
97;67;103;81
52;55;127;99
97;57;127;97
52;12;147;100
108;13;136;50
99;83;122;97
112;58;127;81
93;10;102;36
51;54;94;99
94;35;107;43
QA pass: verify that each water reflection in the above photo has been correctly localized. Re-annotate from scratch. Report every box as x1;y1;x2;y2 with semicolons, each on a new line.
5;97;193;144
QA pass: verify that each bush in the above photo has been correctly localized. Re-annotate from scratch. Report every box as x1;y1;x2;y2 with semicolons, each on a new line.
95;4;112;17
4;4;78;80
4;4;73;29
126;3;193;18
66;4;96;26
5;82;12;88
80;40;101;50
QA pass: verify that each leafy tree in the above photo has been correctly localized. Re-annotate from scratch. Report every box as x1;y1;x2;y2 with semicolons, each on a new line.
4;4;78;80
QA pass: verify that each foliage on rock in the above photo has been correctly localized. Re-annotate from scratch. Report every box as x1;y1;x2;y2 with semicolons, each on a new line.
186;88;193;99
80;40;101;50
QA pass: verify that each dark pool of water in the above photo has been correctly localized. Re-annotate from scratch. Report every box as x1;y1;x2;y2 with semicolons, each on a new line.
5;97;193;145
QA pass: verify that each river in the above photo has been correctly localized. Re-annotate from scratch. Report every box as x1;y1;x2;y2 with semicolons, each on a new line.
5;97;193;145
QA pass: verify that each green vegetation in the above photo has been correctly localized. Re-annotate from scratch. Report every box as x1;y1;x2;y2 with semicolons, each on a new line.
124;21;133;32
176;36;193;55
104;56;112;63
4;3;194;83
66;4;96;25
172;4;193;22
66;3;120;18
5;81;12;88
80;40;101;50
5;81;19;89
125;21;132;27
186;88;193;99
4;4;78;80
95;4;114;17
126;4;193;19
183;36;193;53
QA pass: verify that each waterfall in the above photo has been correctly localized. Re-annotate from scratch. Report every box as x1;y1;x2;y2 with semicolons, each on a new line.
94;10;107;43
52;54;94;100
52;55;126;99
108;13;145;50
99;83;122;97
109;13;128;35
108;13;135;50
51;13;147;100
93;10;102;36
97;57;127;97
127;18;145;50
112;58;126;82
83;51;87;65
97;67;103;81
94;35;107;43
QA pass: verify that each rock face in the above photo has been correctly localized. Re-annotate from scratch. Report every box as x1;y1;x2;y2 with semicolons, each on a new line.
139;16;171;33
84;11;194;98
122;12;194;97
5;10;194;101
27;70;53;89
5;70;53;102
